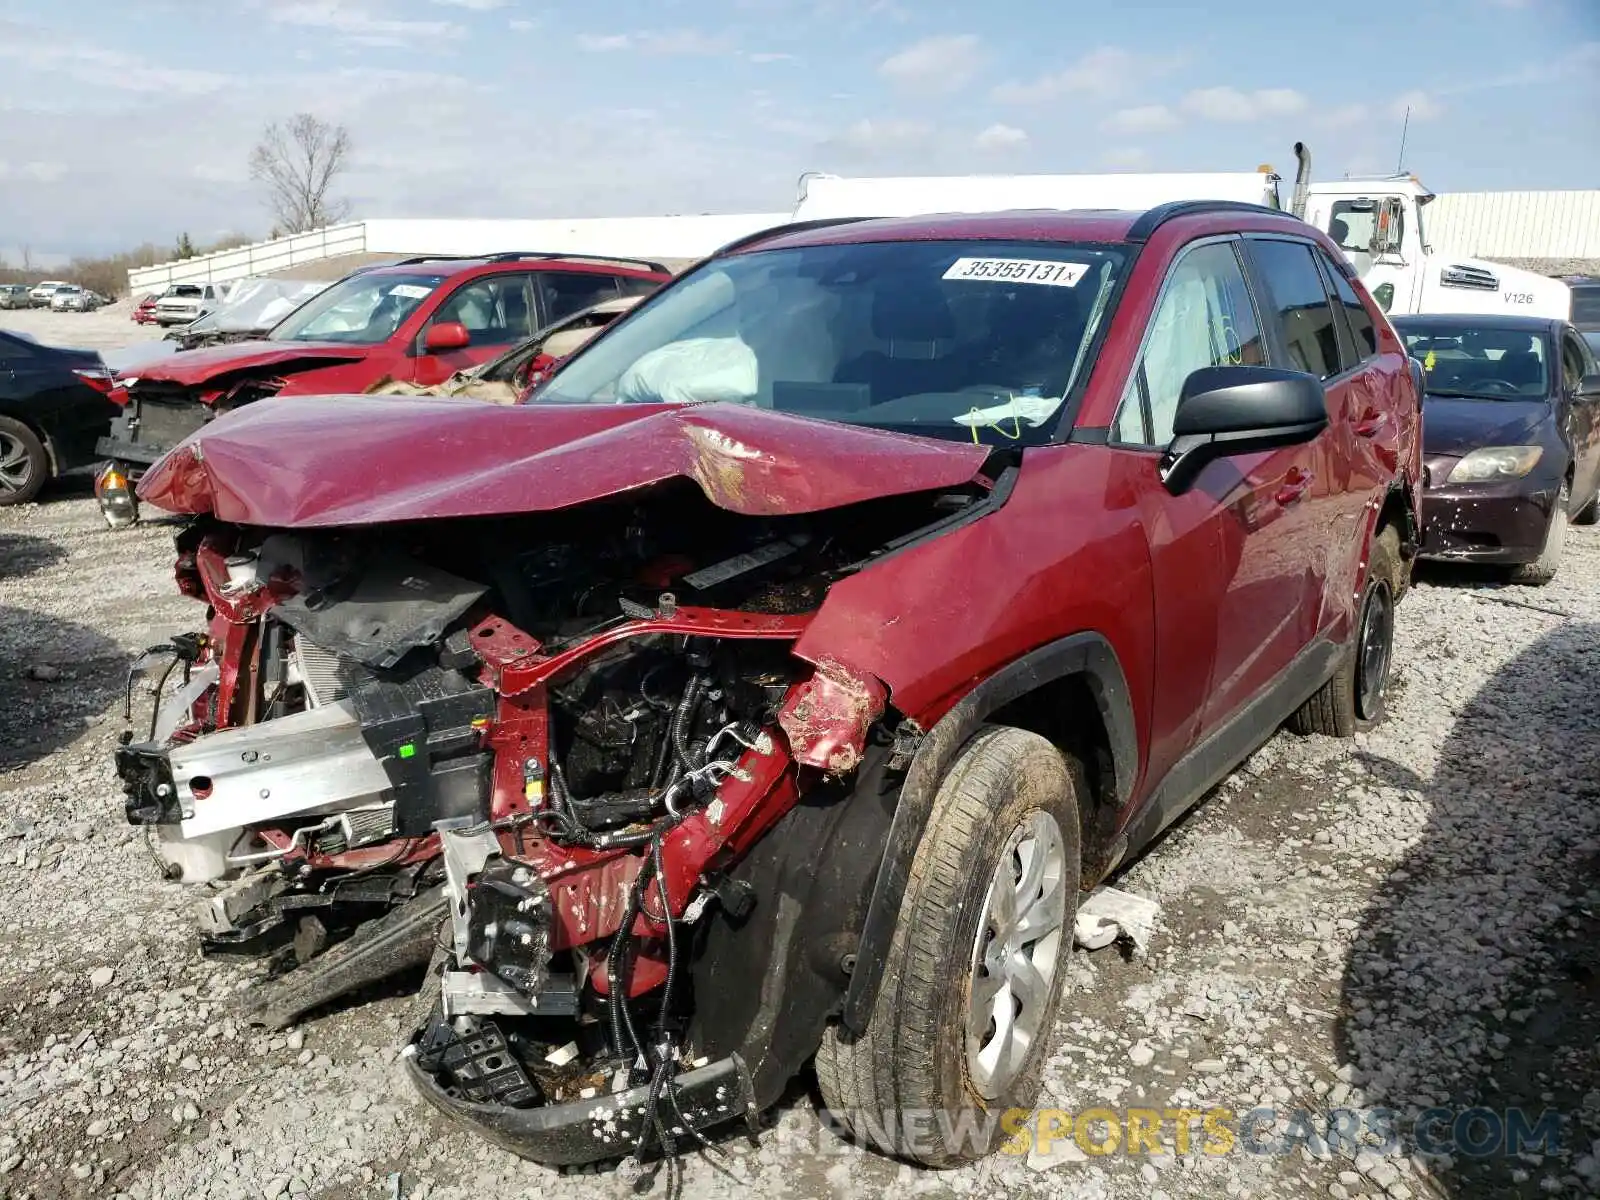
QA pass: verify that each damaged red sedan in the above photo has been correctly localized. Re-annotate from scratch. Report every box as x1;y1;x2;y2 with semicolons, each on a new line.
115;203;1420;1168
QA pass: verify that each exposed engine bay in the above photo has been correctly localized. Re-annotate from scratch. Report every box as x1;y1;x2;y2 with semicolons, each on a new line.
114;475;998;1159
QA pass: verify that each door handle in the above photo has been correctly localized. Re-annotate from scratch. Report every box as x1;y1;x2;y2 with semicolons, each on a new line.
1275;468;1314;506
1352;409;1388;438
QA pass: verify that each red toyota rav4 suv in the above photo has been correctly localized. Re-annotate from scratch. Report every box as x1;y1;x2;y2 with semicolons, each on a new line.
94;252;671;524
118;201;1420;1169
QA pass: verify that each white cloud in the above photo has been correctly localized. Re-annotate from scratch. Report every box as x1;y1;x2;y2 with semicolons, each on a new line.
830;117;934;153
0;160;67;183
509;18;537;31
1317;103;1369;130
432;0;507;8
268;3;465;47
974;123;1028;151
878;34;984;92
577;30;732;55
1180;86;1307;122
0;23;230;95
748;52;797;63
1103;104;1178;134
1390;90;1445;120
1103;147;1151;170
991;46;1179;104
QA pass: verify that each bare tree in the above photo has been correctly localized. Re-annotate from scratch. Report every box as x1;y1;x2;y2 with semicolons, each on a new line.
248;113;354;235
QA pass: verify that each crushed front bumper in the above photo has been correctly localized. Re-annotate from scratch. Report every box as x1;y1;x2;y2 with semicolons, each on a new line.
1419;477;1556;565
404;1049;759;1166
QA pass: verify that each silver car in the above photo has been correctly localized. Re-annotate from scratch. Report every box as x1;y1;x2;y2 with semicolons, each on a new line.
49;286;99;312
0;285;30;310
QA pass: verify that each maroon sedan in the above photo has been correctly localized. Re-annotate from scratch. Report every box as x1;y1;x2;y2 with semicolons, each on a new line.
1395;314;1600;585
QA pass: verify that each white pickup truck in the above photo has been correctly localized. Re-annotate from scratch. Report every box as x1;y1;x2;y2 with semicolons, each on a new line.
153;281;230;327
791;143;1573;321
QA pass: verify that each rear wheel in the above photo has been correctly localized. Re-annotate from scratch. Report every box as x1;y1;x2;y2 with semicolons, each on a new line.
1570;486;1598;527
0;417;48;506
1510;481;1568;585
814;725;1081;1167
1289;525;1399;737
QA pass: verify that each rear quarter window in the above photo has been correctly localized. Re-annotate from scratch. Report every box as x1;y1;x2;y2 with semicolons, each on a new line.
1571;285;1600;331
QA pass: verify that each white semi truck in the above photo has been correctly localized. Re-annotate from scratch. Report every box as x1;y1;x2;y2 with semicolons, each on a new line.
790;143;1574;321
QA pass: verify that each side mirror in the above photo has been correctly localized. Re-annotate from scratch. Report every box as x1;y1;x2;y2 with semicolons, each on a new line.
1372;198;1405;257
1579;372;1600;400
1161;365;1329;494
423;321;471;353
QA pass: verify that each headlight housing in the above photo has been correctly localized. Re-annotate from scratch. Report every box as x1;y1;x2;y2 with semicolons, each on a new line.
1448;446;1543;483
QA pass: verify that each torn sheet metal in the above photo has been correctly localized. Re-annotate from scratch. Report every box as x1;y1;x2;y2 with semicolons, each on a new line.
1073;885;1160;952
777;656;888;773
134;396;991;527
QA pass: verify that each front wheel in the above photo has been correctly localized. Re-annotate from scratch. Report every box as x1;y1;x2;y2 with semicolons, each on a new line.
1573;486;1599;526
814;725;1082;1166
1510;480;1568;586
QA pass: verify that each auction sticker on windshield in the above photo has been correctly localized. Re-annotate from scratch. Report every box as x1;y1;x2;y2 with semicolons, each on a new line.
389;284;434;300
943;258;1088;287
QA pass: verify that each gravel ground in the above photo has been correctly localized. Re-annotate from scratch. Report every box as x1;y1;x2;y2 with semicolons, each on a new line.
2;483;1598;1199
0;302;165;355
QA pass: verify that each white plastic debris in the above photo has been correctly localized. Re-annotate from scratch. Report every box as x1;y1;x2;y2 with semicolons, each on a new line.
544;1041;580;1067
1073;885;1160;952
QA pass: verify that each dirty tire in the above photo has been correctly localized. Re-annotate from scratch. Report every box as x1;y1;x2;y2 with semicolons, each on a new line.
0;417;48;506
1510;481;1569;586
1289;525;1400;737
1574;488;1599;526
813;725;1082;1167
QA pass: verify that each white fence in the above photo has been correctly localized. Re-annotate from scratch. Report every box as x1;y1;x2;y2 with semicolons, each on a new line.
128;213;790;294
1426;191;1600;261
128;225;369;292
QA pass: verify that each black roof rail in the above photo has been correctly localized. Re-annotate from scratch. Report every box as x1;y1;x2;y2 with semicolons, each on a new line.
386;253;491;266
710;216;877;258
1126;200;1300;242
481;251;673;273
385;251;672;273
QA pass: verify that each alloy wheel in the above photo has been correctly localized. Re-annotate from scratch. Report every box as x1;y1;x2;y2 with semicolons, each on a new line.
965;810;1068;1100
0;432;36;495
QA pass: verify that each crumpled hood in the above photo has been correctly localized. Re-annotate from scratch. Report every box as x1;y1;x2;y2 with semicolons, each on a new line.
117;339;368;388
1422;397;1551;457
135;395;993;526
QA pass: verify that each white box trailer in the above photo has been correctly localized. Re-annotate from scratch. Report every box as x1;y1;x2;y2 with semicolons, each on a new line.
790;144;1574;323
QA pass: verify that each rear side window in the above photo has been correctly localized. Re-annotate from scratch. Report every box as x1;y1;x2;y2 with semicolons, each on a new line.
1250;239;1343;380
617;275;663;300
1111;240;1264;447
539;272;623;323
1323;255;1379;361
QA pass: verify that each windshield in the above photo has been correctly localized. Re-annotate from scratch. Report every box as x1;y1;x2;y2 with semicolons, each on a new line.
1401;324;1549;399
269;271;443;344
534;239;1126;445
190;277;332;333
